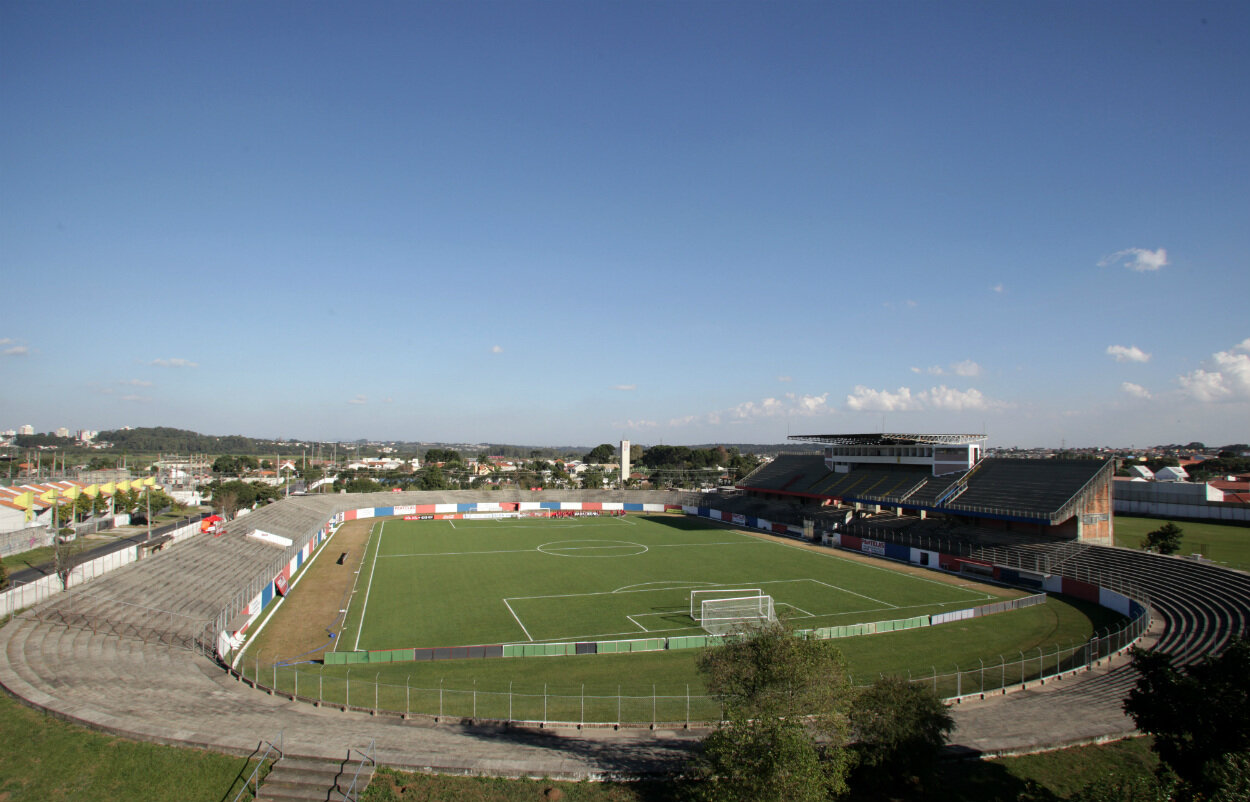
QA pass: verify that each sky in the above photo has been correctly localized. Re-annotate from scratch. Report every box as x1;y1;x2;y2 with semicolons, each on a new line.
2;1;1248;449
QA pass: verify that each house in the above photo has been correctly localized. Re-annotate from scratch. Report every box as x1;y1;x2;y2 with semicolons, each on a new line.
1154;466;1189;483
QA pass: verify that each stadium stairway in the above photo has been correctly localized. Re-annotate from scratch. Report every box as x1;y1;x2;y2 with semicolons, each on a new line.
2;492;1249;773
255;756;374;802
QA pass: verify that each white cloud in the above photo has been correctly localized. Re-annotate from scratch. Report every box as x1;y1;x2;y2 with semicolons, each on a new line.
120;394;149;402
905;299;918;308
491;345;503;354
347;395;368;405
991;283;1005;294
731;392;832;419
150;357;198;368
1178;338;1250;402
950;360;982;377
924;385;988;411
1098;247;1168;272
847;384;1000;412
3;345;29;356
618;419;657;430
846;386;921;412
916;360;983;377
384;397;394;403
1106;344;1151;363
777;375;792;383
120;379;153;387
613;384;636;391
1121;382;1152;399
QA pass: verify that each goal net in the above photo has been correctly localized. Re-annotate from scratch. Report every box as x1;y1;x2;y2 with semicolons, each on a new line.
696;593;776;636
690;588;762;621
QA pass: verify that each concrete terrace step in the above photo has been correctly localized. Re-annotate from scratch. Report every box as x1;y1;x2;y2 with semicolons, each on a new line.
256;756;374;802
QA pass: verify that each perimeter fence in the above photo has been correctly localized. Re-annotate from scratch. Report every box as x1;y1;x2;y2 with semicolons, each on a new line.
233;599;1149;728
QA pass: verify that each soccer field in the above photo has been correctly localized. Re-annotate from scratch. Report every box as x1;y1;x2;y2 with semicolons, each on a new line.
335;514;1001;652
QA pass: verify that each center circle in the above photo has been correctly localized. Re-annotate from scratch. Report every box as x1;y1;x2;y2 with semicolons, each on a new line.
536;539;649;558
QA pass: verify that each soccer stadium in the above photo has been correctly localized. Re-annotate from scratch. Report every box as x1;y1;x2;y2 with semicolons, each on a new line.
1;433;1248;796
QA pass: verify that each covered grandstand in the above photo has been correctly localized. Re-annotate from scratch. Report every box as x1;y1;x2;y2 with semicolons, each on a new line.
738;433;1114;545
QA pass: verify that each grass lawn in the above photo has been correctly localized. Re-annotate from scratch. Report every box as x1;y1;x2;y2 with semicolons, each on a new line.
259;593;1116;723
241;514;1123;723
0;690;264;801
337;515;1012;651
1115;515;1250;571
0;679;1162;802
360;737;1162;801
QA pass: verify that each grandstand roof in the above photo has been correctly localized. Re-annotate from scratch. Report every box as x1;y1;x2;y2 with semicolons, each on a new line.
739;454;1110;524
788;433;987;446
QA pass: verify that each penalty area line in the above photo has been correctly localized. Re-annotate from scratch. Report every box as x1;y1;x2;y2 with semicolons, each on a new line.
502;598;534;642
352;520;385;652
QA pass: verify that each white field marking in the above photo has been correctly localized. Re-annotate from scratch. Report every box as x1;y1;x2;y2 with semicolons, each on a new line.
502;598;534;642
752;577;897;609
511;594;1001;645
613;580;718;593
352;520;385;652
447;519;456;529
775;602;815;618
380;548;539;558
536;540;648;557
624;615;649;633
378;540;752;560
744;531;994;600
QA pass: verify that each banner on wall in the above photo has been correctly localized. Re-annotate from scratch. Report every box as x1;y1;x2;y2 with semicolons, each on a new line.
275;573;289;596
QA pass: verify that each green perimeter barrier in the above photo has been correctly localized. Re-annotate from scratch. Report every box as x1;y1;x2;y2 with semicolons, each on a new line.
336;615;938;666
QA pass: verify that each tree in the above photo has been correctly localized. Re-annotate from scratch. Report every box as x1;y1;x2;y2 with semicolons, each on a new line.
416;465;449;490
849;675;954;794
0;556;8;591
1123;639;1250;799
1143;522;1183;555
584;443;615;464
689;620;854;802
212;487;241;519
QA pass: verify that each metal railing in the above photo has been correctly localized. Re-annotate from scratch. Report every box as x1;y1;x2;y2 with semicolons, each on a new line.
342;739;376;802
232;730;282;802
230;598;1148;729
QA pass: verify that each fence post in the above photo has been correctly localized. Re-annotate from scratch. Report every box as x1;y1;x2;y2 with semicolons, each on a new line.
1000;655;1005;691
406;676;410;717
375;672;379;714
580;684;584;728
932;666;937;693
509;681;513;723
319;666;323;704
686;684;690;729
543;683;547;726
346;669;351;708
979;658;984;694
652;684;656;728
440;679;443;719
955;664;961;697
1018;651;1025;687
473;680;477;720
294;668;298;699
1037;647;1043;680
617;685;622;727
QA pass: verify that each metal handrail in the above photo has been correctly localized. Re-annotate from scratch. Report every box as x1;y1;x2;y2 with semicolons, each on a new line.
232;730;283;802
341;738;376;802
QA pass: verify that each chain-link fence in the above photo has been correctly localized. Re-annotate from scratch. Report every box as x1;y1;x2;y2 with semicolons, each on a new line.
229;601;1149;729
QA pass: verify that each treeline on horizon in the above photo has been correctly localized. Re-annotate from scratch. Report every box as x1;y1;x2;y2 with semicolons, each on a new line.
10;427;815;459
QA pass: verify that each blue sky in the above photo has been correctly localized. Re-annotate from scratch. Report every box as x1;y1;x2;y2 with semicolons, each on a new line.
2;1;1247;448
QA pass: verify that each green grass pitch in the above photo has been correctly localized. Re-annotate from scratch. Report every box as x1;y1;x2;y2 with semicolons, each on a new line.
335;514;1007;652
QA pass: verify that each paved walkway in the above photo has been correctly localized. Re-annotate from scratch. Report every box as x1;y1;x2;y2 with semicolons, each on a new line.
0;608;1155;778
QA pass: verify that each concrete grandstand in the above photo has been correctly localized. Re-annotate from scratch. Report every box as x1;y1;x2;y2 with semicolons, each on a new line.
739;432;1115;545
0;484;1246;783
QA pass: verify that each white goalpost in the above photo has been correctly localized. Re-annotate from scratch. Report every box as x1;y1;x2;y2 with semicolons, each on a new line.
691;588;776;635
